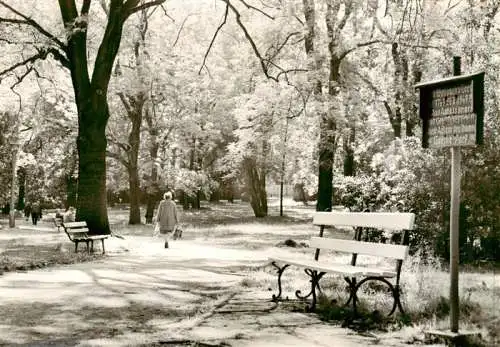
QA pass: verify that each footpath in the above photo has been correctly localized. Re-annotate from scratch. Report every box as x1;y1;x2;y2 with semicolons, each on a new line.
0;229;433;347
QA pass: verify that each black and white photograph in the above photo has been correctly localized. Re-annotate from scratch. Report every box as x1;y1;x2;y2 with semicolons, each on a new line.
0;1;498;346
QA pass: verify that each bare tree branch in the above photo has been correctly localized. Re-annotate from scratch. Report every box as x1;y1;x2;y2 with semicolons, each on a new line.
123;0;166;19
203;0;302;82
339;40;381;60
265;31;301;64
0;1;66;49
160;4;175;21
173;15;192;47
0;47;70;83
117;92;133;116
199;3;229;74
221;0;274;80
10;66;34;89
237;0;274;19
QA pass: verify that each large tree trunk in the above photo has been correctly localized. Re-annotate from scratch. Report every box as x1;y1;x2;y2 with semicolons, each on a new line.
16;167;26;210
386;42;405;139
123;95;145;225
65;174;78;209
316;115;336;212
77;99;110;234
127;164;141;224
144;123;159;224
59;0;128;234
243;157;267;217
303;0;335;212
343;127;355;176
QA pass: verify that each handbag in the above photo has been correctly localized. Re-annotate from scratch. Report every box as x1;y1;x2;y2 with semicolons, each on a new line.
153;222;160;237
173;224;183;240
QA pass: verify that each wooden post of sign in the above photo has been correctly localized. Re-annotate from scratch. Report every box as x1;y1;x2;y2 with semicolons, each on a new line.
421;58;483;345
449;56;461;333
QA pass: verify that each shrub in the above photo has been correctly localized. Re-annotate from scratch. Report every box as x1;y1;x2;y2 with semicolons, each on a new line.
334;137;500;262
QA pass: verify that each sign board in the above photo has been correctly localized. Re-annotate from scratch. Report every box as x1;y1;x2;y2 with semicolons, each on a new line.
415;72;484;148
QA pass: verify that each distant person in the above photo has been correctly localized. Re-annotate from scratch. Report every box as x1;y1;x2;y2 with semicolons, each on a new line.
63;206;76;223
24;202;32;221
154;191;179;249
55;209;63;220
31;201;42;225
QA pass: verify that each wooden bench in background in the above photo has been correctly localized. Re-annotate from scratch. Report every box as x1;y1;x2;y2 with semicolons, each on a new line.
62;221;108;254
269;211;415;314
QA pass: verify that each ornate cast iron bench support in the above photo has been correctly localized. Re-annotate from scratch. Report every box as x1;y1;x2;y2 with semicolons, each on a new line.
271;261;290;301
295;269;325;311
344;276;404;316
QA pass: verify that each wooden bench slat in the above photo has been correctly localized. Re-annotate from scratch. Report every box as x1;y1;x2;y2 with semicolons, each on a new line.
312;212;415;230
87;235;108;240
269;257;396;277
65;228;89;234
63;221;88;228
310;237;409;260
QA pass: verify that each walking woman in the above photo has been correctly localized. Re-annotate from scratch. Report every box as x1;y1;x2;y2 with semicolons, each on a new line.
154;191;179;249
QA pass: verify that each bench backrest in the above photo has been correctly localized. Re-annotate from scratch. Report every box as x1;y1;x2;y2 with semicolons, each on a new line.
62;221;89;241
63;221;88;230
311;212;416;281
313;212;415;230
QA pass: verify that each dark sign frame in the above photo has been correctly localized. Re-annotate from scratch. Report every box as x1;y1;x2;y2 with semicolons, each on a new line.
415;72;484;148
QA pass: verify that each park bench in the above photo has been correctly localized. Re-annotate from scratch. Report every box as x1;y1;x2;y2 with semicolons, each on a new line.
62;221;108;254
269;211;415;315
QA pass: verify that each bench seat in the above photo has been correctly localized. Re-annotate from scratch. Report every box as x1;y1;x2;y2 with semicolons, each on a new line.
269;256;397;278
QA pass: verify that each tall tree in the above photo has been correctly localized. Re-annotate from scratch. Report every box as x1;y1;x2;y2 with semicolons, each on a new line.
107;8;152;224
0;0;165;234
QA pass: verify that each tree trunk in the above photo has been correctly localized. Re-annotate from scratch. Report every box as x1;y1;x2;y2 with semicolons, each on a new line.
124;97;145;225
59;0;129;235
76;101;110;234
66;175;78;209
243;157;267;217
16;167;26;210
343;127;355;176
316;114;336;212
303;0;337;212
383;100;402;138
127;164;141;224
144;105;160;223
145;139;159;223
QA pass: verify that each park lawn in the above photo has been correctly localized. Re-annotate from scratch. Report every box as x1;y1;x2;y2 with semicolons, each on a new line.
0;223;104;274
0;198;498;346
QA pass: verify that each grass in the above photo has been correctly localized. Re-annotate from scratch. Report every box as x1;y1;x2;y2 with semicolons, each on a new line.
1;198;499;346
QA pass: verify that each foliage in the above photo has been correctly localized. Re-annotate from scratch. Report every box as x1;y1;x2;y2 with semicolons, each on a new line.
334;137;500;262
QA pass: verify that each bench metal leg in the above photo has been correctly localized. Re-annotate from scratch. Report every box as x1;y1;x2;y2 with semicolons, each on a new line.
391;284;405;316
345;276;404;316
344;277;358;309
101;239;105;254
90;240;94;253
271;262;290;301
296;269;325;311
74;242;78;253
86;241;90;254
